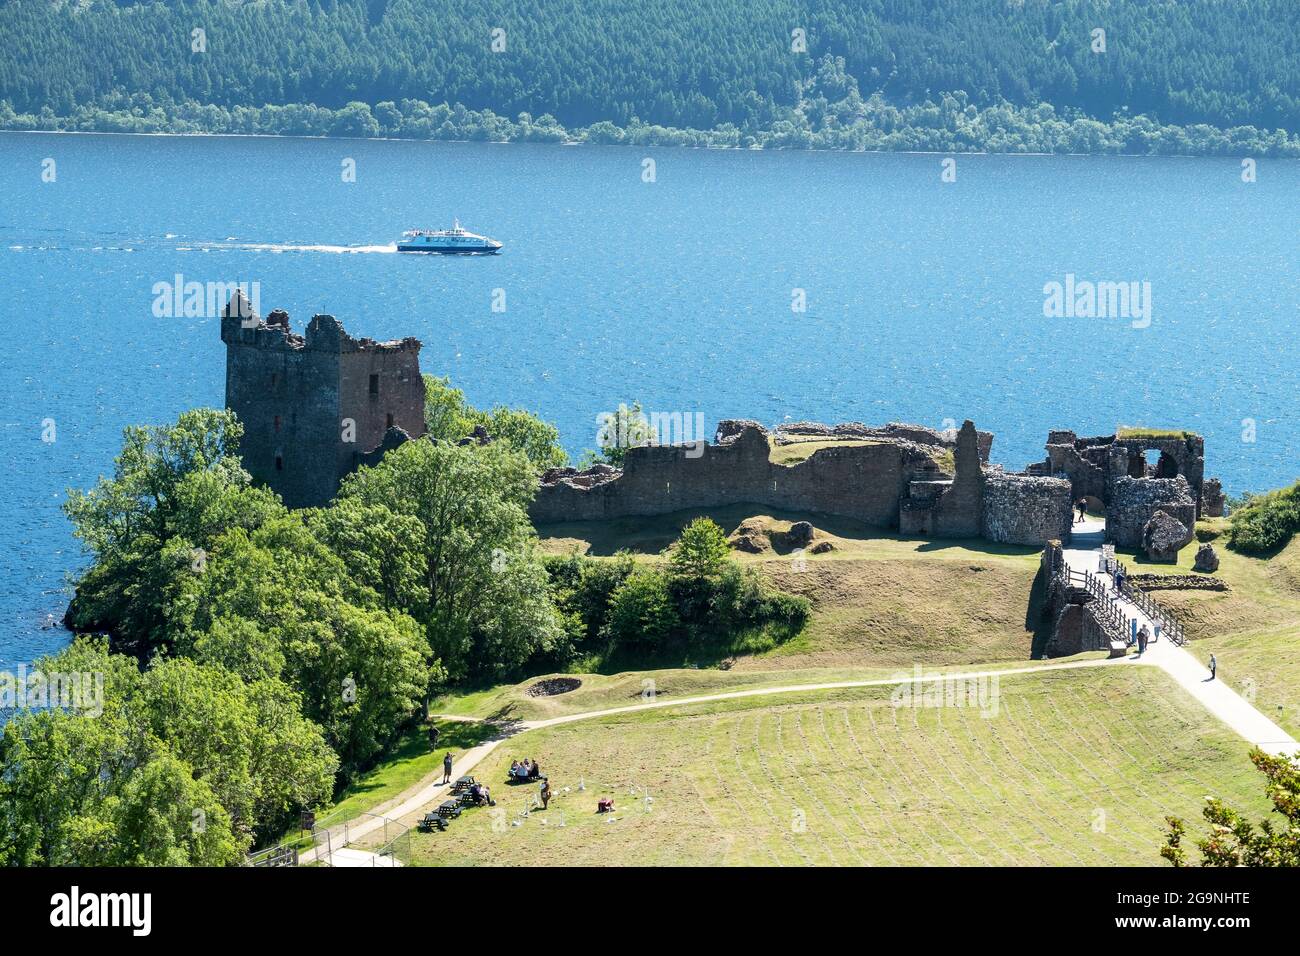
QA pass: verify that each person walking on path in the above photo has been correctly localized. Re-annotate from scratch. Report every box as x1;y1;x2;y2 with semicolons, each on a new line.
1208;654;1217;681
442;751;454;785
1136;624;1149;657
1076;499;1087;524
427;722;440;751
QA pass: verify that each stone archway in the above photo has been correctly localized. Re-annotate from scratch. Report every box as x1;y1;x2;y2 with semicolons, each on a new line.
1153;450;1179;479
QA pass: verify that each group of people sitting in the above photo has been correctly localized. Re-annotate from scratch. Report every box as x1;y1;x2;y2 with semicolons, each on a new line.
509;758;542;781
468;781;494;807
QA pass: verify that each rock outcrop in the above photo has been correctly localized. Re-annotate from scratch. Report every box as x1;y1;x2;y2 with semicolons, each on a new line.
1194;542;1220;573
784;520;815;548
1142;510;1193;562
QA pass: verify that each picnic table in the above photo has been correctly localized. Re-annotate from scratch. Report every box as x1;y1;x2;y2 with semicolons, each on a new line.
418;811;448;832
450;776;475;795
436;799;462;821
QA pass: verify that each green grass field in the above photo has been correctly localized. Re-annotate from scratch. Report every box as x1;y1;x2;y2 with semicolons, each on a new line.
432;654;1104;724
413;666;1268;866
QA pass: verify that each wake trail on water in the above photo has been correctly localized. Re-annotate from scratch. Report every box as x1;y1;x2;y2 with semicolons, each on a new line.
4;234;400;255
199;240;399;254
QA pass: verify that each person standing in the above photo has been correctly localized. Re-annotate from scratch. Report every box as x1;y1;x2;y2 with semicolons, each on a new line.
1209;654;1217;681
427;722;440;751
442;751;454;785
1136;624;1149;657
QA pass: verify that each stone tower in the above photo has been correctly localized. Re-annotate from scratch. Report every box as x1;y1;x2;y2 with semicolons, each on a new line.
220;293;427;508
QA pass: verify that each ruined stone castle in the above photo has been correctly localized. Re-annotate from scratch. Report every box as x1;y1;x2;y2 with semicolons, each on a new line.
220;295;426;508
535;419;1219;551
221;299;1219;554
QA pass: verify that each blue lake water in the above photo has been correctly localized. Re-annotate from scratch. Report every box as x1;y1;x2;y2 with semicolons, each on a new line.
2;132;1298;665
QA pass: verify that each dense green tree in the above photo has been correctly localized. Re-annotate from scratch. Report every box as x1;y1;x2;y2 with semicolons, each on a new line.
585;401;655;467
423;374;566;472
62;409;284;657
276;592;432;772
0;638;333;865
337;437;563;680
175;513;436;775
603;569;681;650
669;517;732;581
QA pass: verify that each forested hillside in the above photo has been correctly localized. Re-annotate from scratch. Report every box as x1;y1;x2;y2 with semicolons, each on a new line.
3;0;1300;151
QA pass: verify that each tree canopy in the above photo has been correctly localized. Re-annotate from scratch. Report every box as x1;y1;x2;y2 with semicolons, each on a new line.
3;1;1300;153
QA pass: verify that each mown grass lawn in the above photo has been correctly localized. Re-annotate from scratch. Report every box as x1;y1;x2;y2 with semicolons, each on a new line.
431;654;1104;724
413;666;1269;866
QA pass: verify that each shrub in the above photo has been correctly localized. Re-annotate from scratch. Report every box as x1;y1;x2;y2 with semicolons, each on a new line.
1226;482;1300;554
669;517;731;580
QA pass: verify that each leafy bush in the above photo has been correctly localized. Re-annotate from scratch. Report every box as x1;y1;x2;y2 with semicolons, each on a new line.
584;519;810;658
1225;482;1300;554
603;570;680;650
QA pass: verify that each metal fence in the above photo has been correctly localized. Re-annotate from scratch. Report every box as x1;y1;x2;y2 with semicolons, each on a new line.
311;809;410;867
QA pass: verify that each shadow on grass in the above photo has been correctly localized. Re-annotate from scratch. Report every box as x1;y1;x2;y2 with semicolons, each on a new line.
1025;564;1054;659
913;536;1041;558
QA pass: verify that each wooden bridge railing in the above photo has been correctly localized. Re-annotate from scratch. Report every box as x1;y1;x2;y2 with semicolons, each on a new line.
1064;567;1130;646
1114;560;1188;646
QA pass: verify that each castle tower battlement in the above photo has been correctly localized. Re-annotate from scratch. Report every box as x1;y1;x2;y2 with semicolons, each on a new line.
221;294;426;508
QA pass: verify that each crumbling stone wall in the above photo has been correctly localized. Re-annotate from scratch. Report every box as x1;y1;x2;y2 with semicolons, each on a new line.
982;473;1073;545
932;420;984;537
1200;478;1226;517
1113;433;1204;501
530;422;934;527
222;300;426;508
536;418;1083;548
1106;476;1197;548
